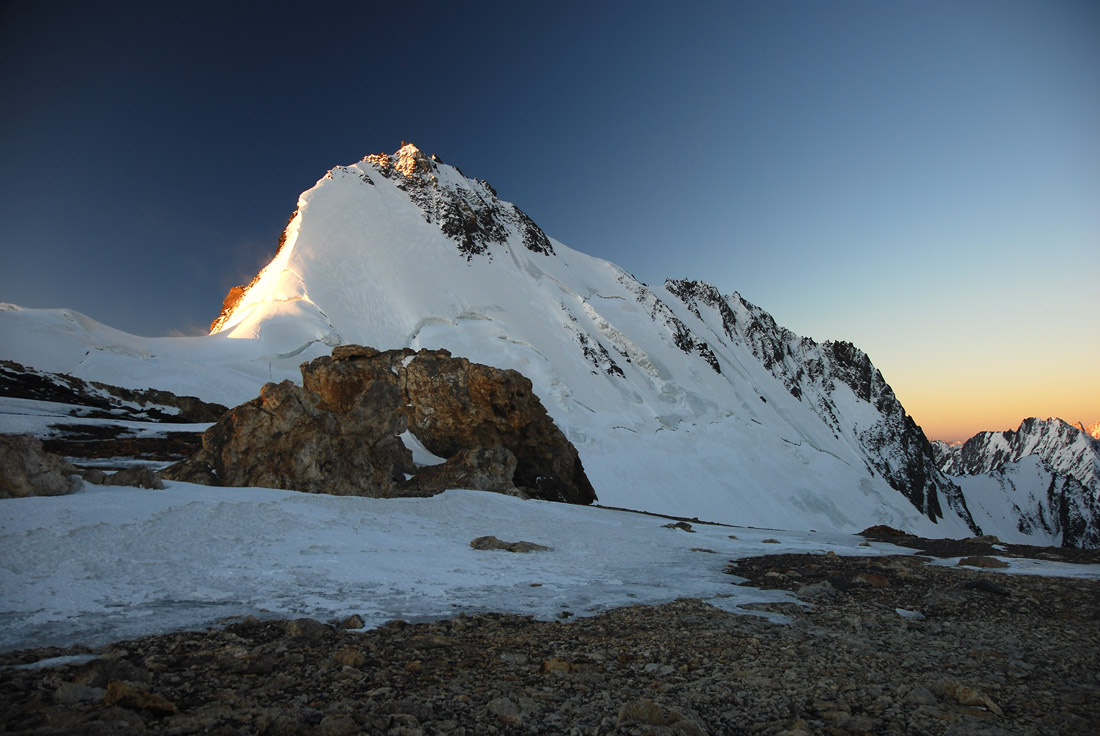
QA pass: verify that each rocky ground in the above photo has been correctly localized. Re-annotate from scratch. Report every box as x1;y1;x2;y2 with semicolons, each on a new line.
2;536;1098;736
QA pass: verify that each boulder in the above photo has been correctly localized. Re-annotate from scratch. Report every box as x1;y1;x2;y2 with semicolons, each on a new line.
470;536;550;553
164;379;413;497
164;346;597;504
301;346;595;503
103;466;165;490
0;434;84;498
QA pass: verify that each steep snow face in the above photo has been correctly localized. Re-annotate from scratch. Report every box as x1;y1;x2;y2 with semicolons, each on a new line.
949;456;1100;548
662;280;976;531
940;418;1100;500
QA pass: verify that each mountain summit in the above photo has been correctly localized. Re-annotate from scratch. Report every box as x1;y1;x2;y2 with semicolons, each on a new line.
198;144;983;538
4;144;1094;545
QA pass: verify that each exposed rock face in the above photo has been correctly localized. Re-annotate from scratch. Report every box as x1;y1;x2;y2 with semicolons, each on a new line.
360;143;554;260
0;434;83;498
164;346;597;504
933;418;1100;548
403;447;519;498
163;379;413;496
665;279;978;531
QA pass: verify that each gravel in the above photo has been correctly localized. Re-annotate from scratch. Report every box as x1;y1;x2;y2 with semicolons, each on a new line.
2;550;1097;735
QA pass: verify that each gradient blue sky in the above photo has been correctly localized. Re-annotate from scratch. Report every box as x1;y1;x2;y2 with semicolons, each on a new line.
2;1;1097;440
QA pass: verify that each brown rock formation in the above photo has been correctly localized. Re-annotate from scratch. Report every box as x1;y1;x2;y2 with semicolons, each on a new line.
0;434;84;498
164;379;413;496
164;346;597;504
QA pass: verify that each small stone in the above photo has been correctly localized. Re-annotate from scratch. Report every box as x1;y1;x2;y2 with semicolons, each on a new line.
780;718;813;736
488;696;523;724
941;681;1003;715
797;581;838;598
663;521;695;532
331;646;365;668
103;466;165;489
285;617;330;640
337;613;365;629
54;682;106;703
470;535;550;553
542;658;574;674
103;680;176;716
318;714;360;736
964;579;1010;595
761;538;781;544
855;572;889;588
616;699;707;735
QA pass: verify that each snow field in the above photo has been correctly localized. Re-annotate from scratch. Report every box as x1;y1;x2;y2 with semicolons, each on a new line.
2;484;925;653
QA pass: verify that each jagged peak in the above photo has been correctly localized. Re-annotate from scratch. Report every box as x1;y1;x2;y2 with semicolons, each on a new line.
1079;420;1100;440
362;142;438;179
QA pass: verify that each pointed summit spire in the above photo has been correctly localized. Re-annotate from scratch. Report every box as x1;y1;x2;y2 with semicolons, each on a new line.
363;143;435;179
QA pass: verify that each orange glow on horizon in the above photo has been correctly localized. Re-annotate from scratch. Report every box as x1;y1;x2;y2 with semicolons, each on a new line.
893;382;1099;444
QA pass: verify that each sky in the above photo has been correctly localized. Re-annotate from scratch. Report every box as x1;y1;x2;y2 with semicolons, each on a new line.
1;0;1097;441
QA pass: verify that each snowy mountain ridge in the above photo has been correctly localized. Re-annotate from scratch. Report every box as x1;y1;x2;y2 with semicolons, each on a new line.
938;417;1100;500
946;456;1099;549
1;144;1095;545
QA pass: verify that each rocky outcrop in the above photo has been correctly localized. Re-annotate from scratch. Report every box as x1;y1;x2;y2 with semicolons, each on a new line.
164;346;597;504
163;379;413;495
360;143;554;260
664;279;978;532
0;434;84;498
403;447;519;498
0;360;227;423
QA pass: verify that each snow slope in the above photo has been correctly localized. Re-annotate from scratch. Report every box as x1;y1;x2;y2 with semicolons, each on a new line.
5;483;1095;653
204;144;977;537
950;456;1100;548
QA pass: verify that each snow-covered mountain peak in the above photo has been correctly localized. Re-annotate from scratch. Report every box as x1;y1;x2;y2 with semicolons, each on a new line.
10;146;1097;543
939;417;1100;502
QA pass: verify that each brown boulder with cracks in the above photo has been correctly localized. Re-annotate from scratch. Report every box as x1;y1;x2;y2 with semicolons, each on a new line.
164;346;596;504
300;345;595;504
164;378;413;496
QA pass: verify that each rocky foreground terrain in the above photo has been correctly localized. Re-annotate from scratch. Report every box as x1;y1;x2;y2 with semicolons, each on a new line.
2;534;1097;736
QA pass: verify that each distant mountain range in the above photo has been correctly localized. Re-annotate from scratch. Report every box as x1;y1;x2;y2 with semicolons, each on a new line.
1;144;1095;546
932;418;1100;547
